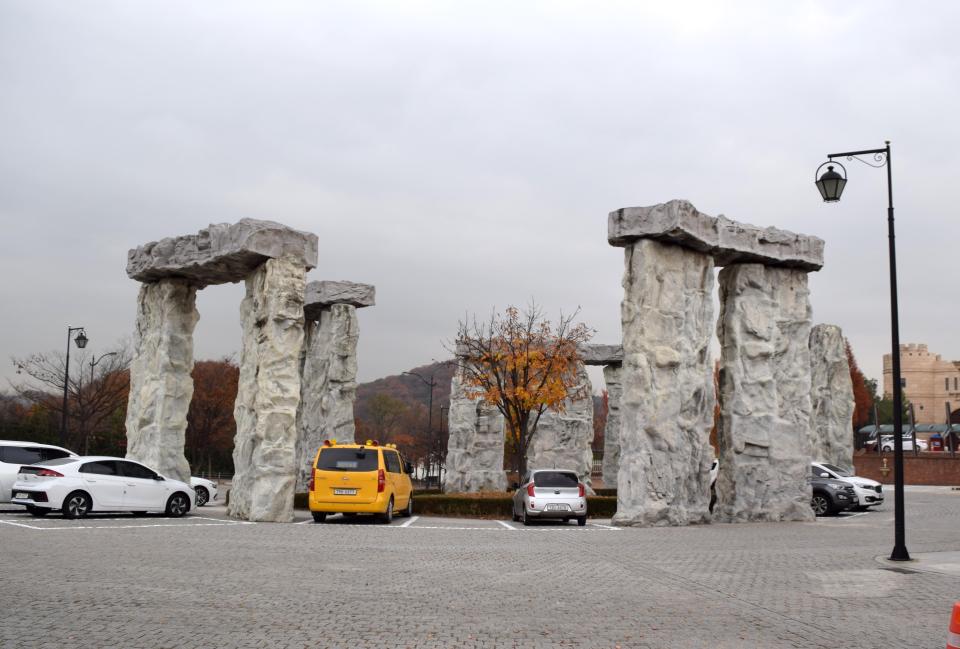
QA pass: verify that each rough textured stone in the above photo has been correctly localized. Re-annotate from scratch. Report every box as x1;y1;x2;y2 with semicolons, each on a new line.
601;365;623;487
295;304;360;491
228;256;306;523
127;219;318;286
613;239;715;527
124;279;198;483
304;281;375;318
716;264;815;523
608;200;824;271
579;343;623;366
443;368;506;493
809;324;855;469
527;363;595;490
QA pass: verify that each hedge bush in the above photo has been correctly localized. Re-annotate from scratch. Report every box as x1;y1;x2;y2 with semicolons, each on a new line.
293;491;618;519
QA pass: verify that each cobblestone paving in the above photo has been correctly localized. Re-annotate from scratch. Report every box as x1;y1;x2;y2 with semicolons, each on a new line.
2;487;958;648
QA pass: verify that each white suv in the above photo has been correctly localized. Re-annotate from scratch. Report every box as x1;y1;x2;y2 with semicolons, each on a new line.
0;441;77;503
811;461;884;509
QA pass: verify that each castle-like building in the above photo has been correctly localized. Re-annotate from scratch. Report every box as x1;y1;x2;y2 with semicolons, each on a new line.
883;343;960;424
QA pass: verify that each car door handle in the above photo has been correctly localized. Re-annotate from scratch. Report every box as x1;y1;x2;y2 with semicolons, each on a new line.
126;483;136;487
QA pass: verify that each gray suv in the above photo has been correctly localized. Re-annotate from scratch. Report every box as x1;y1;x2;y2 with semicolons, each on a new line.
512;469;587;526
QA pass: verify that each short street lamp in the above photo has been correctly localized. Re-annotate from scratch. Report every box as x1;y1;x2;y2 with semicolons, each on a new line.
815;140;909;562
61;327;88;447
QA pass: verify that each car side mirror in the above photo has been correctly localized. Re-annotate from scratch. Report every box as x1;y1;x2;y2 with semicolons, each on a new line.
404;461;414;475
154;475;165;481
819;472;830;478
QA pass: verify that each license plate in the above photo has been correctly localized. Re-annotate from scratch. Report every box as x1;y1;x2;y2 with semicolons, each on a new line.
334;489;357;495
545;503;570;511
14;492;28;500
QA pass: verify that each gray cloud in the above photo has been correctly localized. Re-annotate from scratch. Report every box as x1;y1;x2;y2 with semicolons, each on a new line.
2;1;959;393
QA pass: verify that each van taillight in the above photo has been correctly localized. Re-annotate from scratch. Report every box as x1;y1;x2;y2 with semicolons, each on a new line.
38;469;63;478
527;482;535;497
308;476;315;491
578;483;585;498
377;469;385;493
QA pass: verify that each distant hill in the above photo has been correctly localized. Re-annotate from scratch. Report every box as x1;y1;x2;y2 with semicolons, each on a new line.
355;359;456;425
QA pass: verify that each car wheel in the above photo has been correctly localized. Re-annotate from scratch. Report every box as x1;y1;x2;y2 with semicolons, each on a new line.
165;492;190;518
26;505;49;517
512;507;520;522
195;486;209;507
382;498;394;524
312;512;326;523
811;493;831;517
404;495;413;517
62;491;91;519
521;508;531;526
577;516;587;527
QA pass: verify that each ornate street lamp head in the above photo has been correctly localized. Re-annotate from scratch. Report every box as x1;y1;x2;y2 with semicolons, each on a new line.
815;161;847;202
74;330;88;349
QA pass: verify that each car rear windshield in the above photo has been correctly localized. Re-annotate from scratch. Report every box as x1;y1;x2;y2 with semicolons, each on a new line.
317;448;378;472
533;471;579;488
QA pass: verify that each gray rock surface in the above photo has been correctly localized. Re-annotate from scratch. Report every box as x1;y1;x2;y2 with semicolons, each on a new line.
809;324;855;469
127;219;318;286
613;239;716;527
304;281;375;318
601;365;623;487
579;343;624;366
295;303;360;491
715;264;815;523
228;256;306;523
124;279;198;483
608;200;824;271
443;368;507;493
526;362;595;491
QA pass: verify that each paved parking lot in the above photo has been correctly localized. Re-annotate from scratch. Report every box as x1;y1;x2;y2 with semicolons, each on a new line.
2;487;959;648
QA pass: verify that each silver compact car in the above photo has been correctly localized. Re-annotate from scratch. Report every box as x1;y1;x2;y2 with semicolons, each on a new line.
512;469;587;526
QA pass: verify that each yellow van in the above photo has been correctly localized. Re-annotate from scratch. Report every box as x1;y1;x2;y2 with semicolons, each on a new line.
308;440;414;523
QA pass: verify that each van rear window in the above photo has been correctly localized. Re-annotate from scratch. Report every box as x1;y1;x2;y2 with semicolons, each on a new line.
317;448;378;472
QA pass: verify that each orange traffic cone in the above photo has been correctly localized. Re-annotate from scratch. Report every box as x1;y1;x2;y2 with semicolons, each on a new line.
948;602;960;649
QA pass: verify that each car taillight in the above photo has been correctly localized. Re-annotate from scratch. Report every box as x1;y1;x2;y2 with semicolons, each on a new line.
37;469;63;477
578;483;585;498
527;482;535;497
377;469;385;493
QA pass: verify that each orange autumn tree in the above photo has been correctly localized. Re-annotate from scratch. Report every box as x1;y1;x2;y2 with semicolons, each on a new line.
454;304;593;477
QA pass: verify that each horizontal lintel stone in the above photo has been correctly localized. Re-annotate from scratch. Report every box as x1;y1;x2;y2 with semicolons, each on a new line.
127;219;318;286
304;281;375;319
608;200;824;271
579;343;623;366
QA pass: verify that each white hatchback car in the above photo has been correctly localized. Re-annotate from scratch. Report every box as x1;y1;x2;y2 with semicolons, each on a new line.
189;477;218;506
811;461;884;509
11;456;194;518
0;440;76;503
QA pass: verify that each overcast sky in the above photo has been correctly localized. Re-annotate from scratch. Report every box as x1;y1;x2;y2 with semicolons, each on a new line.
2;1;959;395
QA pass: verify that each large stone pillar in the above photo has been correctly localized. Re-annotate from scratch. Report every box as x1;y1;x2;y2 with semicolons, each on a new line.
716;264;815;522
613;238;716;526
125;278;198;483
601;364;623;487
527;362;595;490
228;256;306;522
442;366;506;492
809;324;855;468
295;281;375;491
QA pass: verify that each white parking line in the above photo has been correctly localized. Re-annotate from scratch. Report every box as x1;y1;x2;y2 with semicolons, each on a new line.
496;520;516;530
399;515;420;528
0;515;252;531
295;519;314;525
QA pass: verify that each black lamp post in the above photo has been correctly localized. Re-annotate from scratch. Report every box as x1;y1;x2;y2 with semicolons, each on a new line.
815;140;909;562
61;327;88;447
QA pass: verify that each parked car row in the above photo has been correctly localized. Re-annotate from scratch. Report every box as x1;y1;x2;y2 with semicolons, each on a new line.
1;439;219;518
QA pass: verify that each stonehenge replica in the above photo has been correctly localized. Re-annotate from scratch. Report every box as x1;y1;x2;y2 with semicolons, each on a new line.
609;200;826;525
808;324;855;469
579;343;624;488
124;219;374;523
295;281;374;491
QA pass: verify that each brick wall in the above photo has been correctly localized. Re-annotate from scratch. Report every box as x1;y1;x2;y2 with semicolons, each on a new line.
853;452;960;486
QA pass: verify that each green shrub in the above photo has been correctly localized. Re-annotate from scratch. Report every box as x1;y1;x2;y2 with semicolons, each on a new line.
592;488;617;498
